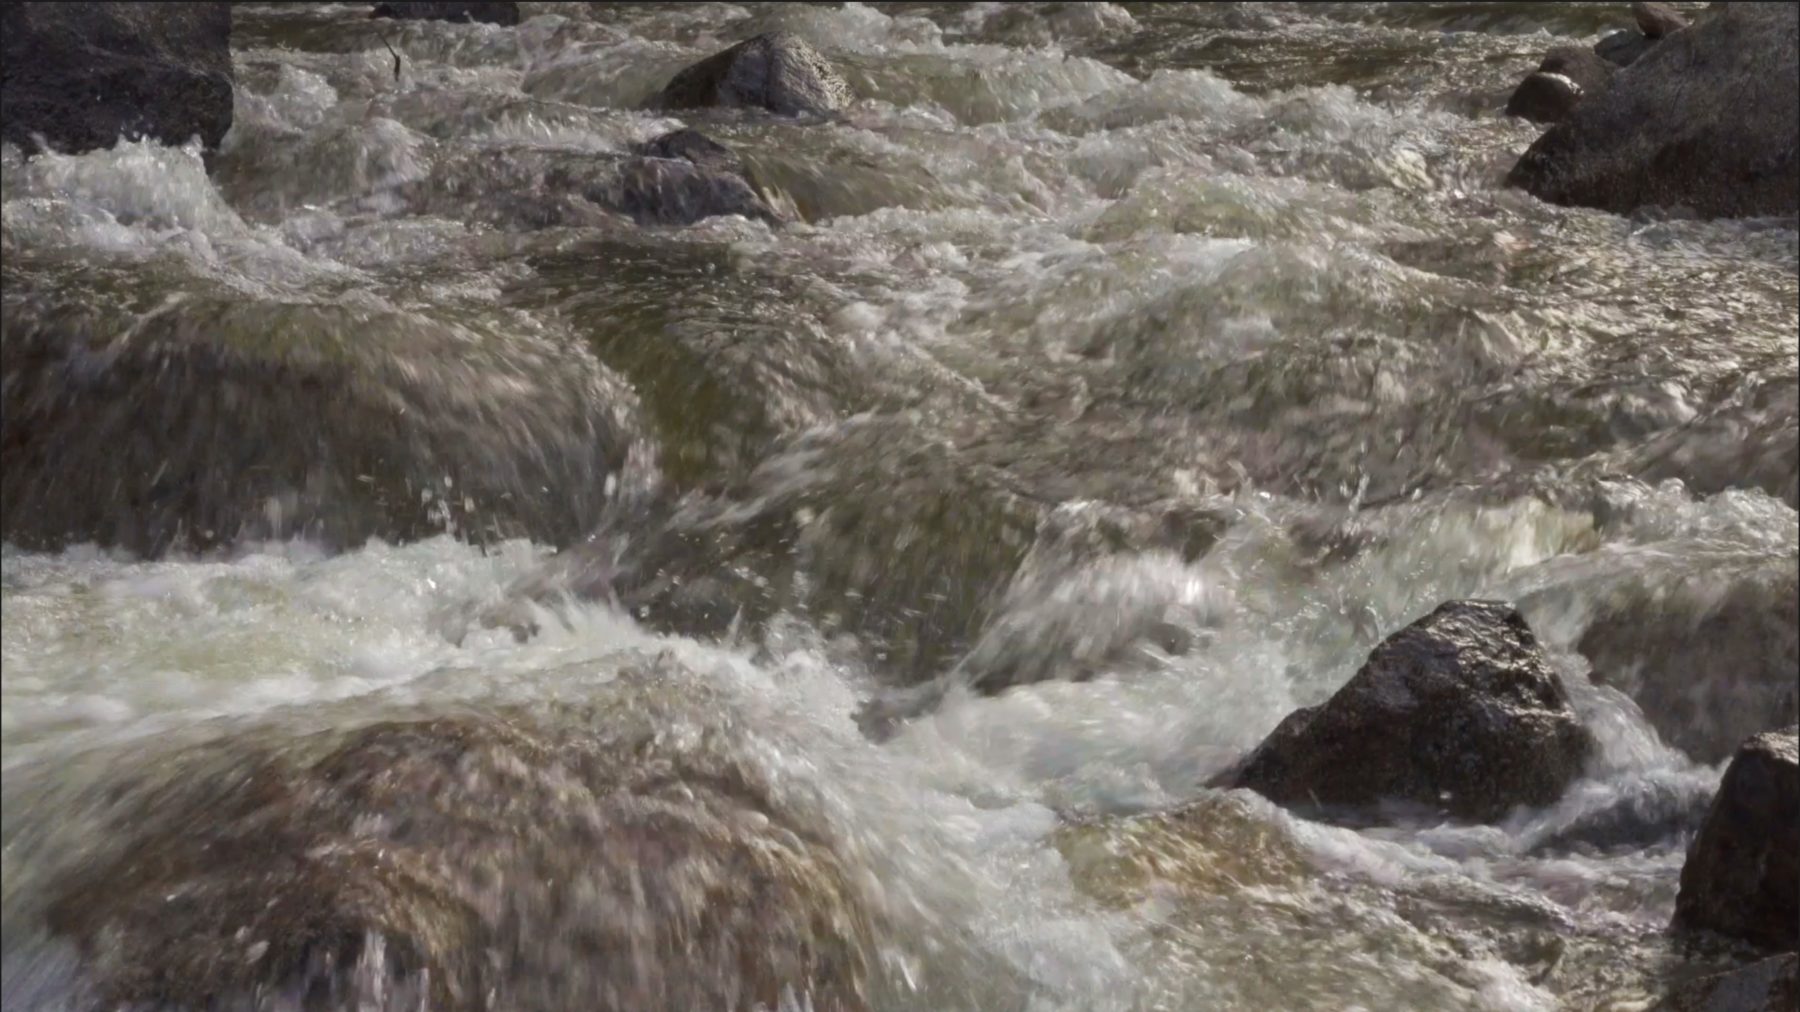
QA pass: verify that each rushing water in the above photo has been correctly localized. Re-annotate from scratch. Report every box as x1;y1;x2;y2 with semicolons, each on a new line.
2;3;1795;1010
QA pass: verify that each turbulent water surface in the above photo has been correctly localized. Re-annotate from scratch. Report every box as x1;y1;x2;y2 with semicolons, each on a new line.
3;3;1796;1010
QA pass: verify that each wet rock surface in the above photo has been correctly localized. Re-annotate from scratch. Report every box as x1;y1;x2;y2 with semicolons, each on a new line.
656;32;853;117
0;265;646;555
1674;725;1800;951
0;3;234;156
1577;564;1799;765
1217;601;1595;823
36;668;882;1011
369;2;520;25
1509;3;1800;218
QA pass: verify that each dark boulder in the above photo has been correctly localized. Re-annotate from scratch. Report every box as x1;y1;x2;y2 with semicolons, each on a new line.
0;3;234;156
612;131;779;225
1596;29;1656;68
370;2;520;25
1508;3;1799;219
1506;49;1616;125
1652;955;1798;1012
656;32;852;117
1674;726;1799;951
1635;1;1691;39
1216;601;1595;823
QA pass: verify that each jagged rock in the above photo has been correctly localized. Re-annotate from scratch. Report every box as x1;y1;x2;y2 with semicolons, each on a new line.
656;32;851;117
1508;47;1618;125
1216;601;1595;823
1509;3;1799;219
1651;955;1798;1012
1674;726;1799;951
0;3;233;156
1635;1;1691;38
370;2;520;25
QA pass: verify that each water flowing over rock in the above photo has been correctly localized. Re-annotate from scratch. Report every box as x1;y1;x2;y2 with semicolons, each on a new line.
1508;3;1800;218
1577;564;1799;765
0;271;647;555
369;2;520;25
1506;48;1617;125
0;3;234;156
35;666;883;1011
1673;725;1799;951
1651;954;1798;1012
1217;601;1595;823
656;32;852;117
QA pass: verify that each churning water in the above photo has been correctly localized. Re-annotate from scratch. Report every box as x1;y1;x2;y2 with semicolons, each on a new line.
2;3;1795;1010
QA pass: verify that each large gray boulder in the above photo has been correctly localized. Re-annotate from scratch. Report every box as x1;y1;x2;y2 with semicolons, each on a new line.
1508;3;1799;218
0;3;234;156
656;32;852;118
1217;601;1595;823
1673;726;1799;951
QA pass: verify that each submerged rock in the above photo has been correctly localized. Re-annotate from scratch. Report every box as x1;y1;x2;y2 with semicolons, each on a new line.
1508;3;1799;219
370;1;520;25
407;141;783;228
633;127;752;178
38;673;882;1011
1673;725;1799;951
1576;564;1799;765
1651;954;1798;1012
656;32;852;117
0;268;646;556
1216;601;1595;823
1505;48;1617;125
0;3;234;156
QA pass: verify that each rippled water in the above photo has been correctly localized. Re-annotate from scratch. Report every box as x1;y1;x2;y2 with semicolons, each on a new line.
2;3;1794;1010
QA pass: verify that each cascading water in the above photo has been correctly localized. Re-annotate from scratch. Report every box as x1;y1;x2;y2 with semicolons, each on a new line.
2;4;1794;1011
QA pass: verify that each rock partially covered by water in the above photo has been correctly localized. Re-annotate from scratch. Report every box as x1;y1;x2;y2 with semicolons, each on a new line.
1674;726;1799;951
370;2;520;25
634;127;752;178
656;32;852;117
1217;601;1594;823
0;272;646;555
1577;563;1798;765
613;152;779;227
1508;3;1799;219
0;3;234;156
1506;48;1617;125
1652;954;1798;1012
39;672;882;1011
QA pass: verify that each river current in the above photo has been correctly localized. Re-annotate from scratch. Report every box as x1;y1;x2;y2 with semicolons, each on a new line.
2;3;1795;1010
